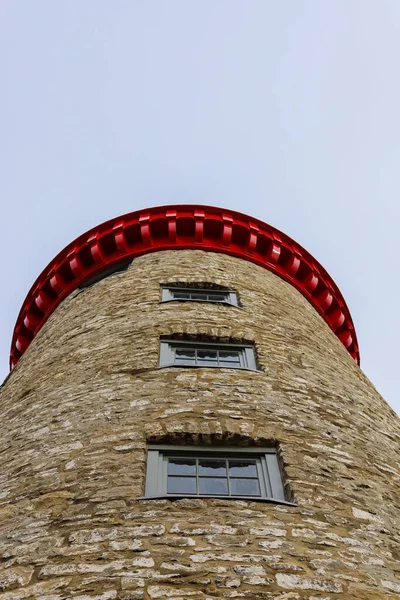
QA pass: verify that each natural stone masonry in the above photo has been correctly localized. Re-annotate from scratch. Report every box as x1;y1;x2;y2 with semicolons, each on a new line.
0;249;399;599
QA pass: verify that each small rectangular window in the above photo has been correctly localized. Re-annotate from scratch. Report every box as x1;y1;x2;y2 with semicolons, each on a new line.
161;286;239;306
159;339;257;370
79;259;133;290
142;446;292;505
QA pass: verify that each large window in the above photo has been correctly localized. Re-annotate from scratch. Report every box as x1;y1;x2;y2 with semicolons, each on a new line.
159;339;257;370
161;286;239;306
142;446;291;504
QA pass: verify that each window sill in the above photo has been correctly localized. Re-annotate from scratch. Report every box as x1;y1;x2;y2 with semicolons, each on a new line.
160;299;241;308
157;364;263;373
137;494;297;506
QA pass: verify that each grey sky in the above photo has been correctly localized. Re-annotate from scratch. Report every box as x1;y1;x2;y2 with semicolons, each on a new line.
1;1;399;413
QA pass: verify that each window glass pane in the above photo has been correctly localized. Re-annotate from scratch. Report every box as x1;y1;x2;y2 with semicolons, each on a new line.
198;460;227;476
190;293;206;300
168;476;197;494
168;459;196;476
175;349;196;364
229;461;258;477
230;478;261;496
173;291;191;299
199;477;229;495
197;349;218;366
219;351;241;363
197;361;218;367
175;359;196;366
197;349;218;360
208;293;226;302
219;361;241;368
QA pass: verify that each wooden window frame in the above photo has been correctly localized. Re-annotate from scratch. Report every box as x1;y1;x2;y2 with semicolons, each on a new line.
140;445;294;505
161;286;239;307
159;339;258;371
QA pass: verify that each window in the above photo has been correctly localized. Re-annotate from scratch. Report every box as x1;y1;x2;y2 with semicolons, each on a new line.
159;339;257;370
79;259;132;290
161;286;239;306
142;446;291;504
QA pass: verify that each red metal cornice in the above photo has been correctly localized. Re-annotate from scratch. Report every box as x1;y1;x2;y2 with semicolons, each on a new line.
10;205;359;368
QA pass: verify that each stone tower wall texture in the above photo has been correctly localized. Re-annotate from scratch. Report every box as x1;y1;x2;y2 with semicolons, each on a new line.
0;214;399;600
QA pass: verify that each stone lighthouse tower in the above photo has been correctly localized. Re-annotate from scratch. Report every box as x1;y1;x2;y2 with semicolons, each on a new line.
1;205;399;599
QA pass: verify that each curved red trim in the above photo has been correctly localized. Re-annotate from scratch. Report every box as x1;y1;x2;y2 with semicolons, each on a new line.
10;205;360;368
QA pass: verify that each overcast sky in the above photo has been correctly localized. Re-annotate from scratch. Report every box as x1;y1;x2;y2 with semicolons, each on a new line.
1;1;399;414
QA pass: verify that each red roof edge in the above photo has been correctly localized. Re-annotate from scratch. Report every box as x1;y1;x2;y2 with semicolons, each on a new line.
10;204;360;369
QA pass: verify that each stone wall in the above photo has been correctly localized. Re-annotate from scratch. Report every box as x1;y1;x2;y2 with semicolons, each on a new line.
0;249;399;600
